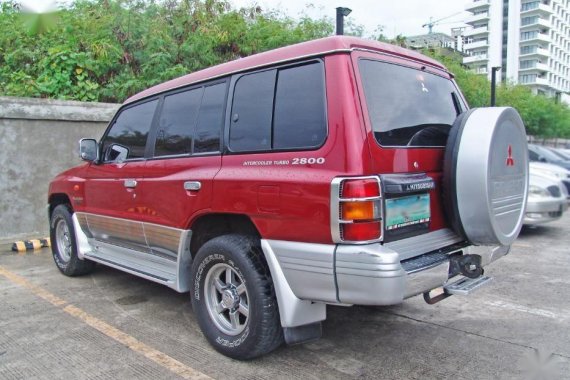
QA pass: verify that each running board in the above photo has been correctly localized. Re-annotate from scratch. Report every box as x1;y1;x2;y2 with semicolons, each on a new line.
423;275;493;304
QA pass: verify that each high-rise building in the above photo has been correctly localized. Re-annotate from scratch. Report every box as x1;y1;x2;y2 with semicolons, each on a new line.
406;33;458;50
463;0;569;100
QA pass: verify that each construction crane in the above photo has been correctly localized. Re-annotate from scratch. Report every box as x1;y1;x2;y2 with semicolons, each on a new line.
422;12;464;34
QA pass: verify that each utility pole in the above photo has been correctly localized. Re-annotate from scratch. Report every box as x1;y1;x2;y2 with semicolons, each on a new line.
490;66;501;106
336;7;352;36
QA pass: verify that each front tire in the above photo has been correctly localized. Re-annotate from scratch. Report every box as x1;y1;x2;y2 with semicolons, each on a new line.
50;205;95;276
190;235;283;360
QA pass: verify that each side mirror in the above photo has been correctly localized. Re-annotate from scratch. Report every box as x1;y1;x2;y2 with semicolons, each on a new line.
79;138;98;162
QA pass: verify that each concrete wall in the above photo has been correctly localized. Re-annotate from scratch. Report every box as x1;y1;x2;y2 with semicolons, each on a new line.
0;97;119;239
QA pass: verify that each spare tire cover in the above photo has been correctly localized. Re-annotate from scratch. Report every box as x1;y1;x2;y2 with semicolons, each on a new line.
444;107;528;246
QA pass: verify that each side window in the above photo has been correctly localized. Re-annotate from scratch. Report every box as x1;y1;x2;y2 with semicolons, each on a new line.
194;83;225;153
155;88;203;157
229;70;276;152
103;99;158;161
229;61;326;153
273;63;326;149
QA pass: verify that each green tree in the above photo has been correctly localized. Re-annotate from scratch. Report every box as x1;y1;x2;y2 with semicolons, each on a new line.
423;47;570;137
0;0;331;102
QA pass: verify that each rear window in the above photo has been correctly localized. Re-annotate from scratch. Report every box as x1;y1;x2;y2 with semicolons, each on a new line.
359;59;464;147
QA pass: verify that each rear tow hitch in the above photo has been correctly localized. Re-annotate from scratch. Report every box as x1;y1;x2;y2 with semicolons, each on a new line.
423;275;493;305
449;254;484;278
424;254;493;305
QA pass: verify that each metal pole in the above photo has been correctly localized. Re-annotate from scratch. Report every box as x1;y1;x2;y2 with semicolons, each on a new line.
336;8;344;35
336;7;351;36
490;67;500;107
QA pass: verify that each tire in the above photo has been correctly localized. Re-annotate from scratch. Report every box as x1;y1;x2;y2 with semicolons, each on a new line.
443;107;528;246
190;234;283;360
50;205;95;276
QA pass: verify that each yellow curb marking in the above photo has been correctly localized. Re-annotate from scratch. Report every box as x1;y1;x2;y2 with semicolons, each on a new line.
0;265;212;380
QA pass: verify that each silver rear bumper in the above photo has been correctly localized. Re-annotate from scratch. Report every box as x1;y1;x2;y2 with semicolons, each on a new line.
261;229;510;328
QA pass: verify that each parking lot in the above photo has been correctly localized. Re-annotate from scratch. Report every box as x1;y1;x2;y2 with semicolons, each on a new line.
1;215;569;380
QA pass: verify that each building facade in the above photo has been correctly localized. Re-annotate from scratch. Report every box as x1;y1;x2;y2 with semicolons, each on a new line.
406;33;457;50
463;0;569;100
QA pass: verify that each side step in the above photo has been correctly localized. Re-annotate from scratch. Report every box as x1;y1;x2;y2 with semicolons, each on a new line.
444;275;493;295
423;275;493;304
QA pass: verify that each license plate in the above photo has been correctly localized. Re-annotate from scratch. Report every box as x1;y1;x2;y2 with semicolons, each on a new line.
385;194;430;230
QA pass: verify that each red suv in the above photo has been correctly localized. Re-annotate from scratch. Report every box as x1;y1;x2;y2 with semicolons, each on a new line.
48;36;529;359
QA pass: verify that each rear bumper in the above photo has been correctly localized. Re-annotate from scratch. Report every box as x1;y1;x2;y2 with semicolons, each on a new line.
261;229;510;327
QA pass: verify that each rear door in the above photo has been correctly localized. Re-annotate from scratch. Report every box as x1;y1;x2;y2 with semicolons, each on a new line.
82;98;159;251
352;51;467;238
137;81;227;257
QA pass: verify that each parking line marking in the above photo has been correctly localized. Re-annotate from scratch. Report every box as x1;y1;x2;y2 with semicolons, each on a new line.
485;300;560;320
0;265;212;380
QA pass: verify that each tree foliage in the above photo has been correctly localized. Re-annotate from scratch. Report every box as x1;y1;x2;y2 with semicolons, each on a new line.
0;0;332;102
423;48;570;138
0;0;567;137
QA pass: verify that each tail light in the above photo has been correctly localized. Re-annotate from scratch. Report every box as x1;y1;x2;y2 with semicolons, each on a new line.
331;176;383;243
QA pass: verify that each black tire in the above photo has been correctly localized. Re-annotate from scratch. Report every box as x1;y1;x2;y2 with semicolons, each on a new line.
190;234;283;360
50;205;95;276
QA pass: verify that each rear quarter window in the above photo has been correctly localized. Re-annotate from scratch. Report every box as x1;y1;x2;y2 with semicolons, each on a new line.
229;61;326;152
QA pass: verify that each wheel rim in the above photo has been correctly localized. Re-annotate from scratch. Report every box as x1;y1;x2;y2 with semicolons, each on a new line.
204;263;249;336
55;219;72;262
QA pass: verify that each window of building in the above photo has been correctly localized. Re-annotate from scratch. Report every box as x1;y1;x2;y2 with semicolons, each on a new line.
521;31;538;41
103;99;158;161
520;45;537;54
521;16;539;26
521;1;539;11
520;60;536;69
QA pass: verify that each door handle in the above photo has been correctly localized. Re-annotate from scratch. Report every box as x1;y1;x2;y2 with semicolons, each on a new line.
184;181;201;191
124;179;137;188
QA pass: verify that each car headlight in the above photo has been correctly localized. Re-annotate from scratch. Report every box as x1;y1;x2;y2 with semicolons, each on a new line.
528;185;551;198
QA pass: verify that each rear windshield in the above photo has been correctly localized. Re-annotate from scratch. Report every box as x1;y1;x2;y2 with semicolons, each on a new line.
359;59;464;147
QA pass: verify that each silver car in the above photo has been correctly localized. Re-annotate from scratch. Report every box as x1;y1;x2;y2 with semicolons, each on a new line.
529;161;570;203
524;172;568;225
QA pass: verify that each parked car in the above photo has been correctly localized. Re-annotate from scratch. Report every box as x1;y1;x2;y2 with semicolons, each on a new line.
528;144;570;170
48;36;529;359
547;147;570;161
524;173;567;225
529;162;570;201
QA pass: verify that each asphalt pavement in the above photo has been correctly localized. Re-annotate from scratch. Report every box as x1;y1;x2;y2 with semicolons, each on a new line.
1;215;569;379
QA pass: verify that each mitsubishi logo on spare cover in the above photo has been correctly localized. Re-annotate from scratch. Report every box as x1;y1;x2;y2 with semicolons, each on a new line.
506;144;515;167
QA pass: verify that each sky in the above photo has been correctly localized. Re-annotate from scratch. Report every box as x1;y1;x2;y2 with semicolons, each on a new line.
229;0;469;38
17;0;469;39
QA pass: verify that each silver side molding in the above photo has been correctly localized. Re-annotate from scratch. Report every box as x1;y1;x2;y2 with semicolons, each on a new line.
72;212;192;293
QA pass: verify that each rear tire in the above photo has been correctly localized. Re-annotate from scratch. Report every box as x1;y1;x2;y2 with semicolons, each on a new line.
190;234;283;360
50;205;95;276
